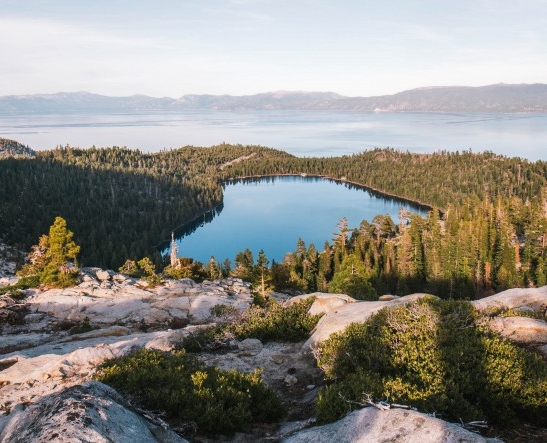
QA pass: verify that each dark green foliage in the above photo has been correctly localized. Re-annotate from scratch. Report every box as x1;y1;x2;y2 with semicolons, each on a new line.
0;275;40;296
94;348;286;436
232;298;322;342
18;217;80;288
118;259;141;278
210;303;240;320
181;298;322;352
181;324;234;353
0;144;291;269
135;257;162;286
275;191;547;299
3;143;547;297
162;257;207;281
315;298;547;427
68;316;97;335
327;255;377;300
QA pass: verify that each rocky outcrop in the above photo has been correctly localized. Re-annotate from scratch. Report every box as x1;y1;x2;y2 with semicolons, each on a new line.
281;407;502;443
0;327;198;409
19;270;253;332
284;292;356;315
302;293;433;350
471;287;547;356
4;272;547;442
487;316;547;344
472;286;547;314
0;381;188;443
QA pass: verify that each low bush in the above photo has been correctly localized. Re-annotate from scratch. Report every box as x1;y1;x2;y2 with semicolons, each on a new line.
68;316;97;335
232;298;322;342
0;275;40;296
210;303;241;320
316;297;547;427
181;297;322;352
181;324;235;353
494;307;546;320
94;348;286;436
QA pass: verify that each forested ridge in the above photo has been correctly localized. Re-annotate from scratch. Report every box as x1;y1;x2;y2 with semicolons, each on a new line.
221;149;547;298
0;141;291;267
1;137;547;299
220;148;547;209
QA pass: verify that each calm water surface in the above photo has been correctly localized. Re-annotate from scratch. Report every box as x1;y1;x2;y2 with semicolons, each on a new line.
2;110;544;262
1;110;546;160
168;176;427;264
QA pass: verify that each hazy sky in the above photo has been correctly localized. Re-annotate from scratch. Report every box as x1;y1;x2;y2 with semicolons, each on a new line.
1;0;546;97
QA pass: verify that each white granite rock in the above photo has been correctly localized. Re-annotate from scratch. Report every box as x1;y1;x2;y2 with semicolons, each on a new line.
284;292;356;316
95;269;113;281
472;286;547;314
0;381;188;443
281;407;502;443
488;316;547;344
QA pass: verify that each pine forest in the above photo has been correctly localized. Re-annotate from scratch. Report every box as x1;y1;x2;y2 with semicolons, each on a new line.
2;137;547;300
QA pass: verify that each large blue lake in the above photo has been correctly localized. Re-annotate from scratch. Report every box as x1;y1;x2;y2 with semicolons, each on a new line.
2;109;545;263
168;176;427;264
1;110;546;160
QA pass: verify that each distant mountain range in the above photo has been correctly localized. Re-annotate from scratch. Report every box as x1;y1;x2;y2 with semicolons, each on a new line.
1;84;546;113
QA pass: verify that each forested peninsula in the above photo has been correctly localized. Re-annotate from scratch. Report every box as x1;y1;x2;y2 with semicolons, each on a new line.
2;137;547;299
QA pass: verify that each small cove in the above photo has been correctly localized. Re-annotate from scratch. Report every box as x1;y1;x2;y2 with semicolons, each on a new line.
168;176;428;264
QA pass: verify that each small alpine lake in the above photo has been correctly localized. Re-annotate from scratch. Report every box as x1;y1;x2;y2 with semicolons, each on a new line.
168;175;428;265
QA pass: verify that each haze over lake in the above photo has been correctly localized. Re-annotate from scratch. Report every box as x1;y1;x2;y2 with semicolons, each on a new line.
167;176;427;264
1;110;546;161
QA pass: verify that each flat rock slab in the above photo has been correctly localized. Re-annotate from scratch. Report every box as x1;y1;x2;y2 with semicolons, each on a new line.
284;293;356;316
472;286;547;314
281;407;502;443
488;316;547;344
0;327;200;413
0;381;188;443
24;278;253;328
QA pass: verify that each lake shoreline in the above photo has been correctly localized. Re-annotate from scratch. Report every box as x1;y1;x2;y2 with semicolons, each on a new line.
162;175;429;263
225;173;434;212
160;173;432;259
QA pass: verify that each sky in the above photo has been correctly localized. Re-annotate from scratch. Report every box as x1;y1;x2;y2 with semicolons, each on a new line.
1;0;546;98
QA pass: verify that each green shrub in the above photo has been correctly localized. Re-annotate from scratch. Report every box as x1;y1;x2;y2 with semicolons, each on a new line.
316;297;547;427
0;275;40;296
181;324;235;352
495;307;546;320
68;316;97;335
94;348;285;436
181;298;322;352
18;217;80;288
210;303;241;320
232;298;322;342
118;259;141;278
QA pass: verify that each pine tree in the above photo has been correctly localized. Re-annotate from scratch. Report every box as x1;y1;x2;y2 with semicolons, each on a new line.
252;249;273;305
328;253;377;300
19;216;81;287
206;256;223;280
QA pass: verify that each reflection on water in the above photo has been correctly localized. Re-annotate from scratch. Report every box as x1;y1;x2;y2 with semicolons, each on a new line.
1;110;546;160
163;176;428;264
